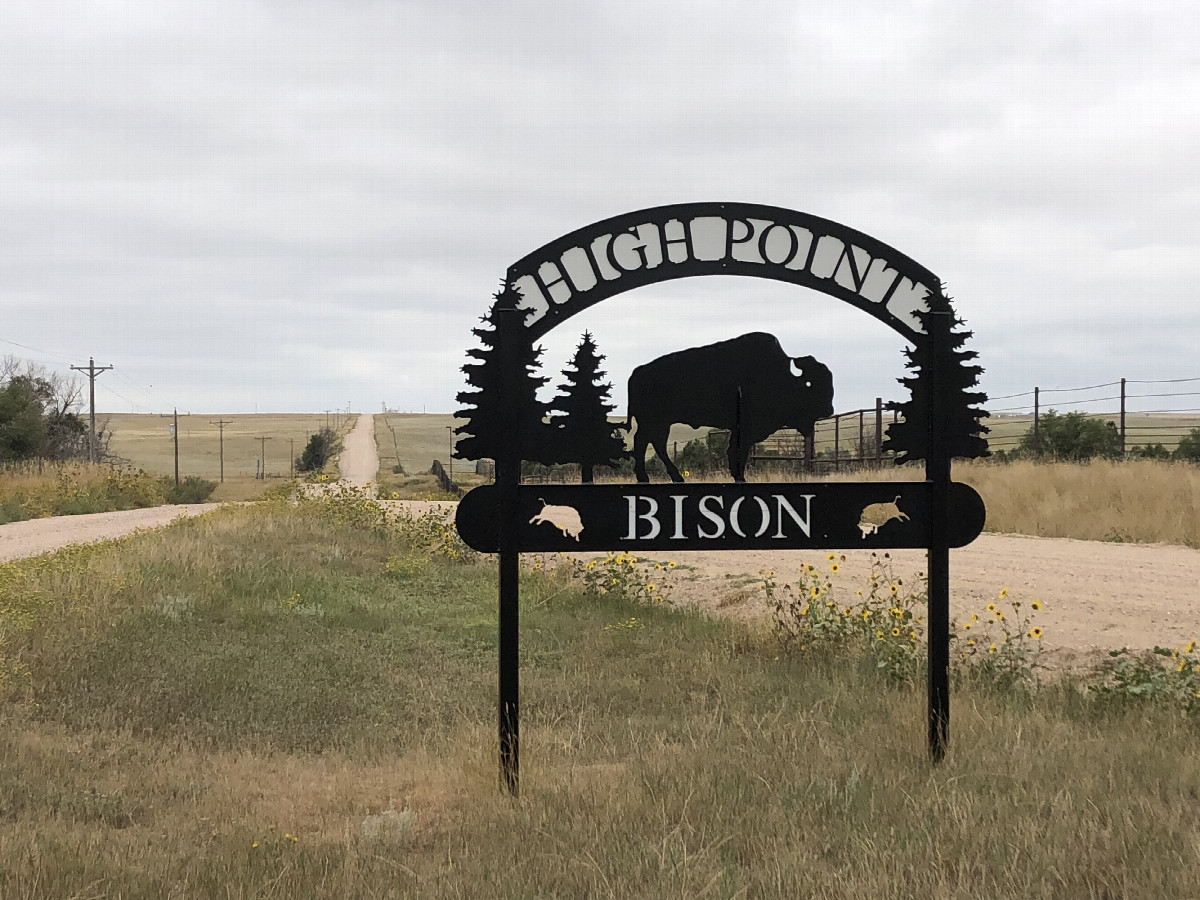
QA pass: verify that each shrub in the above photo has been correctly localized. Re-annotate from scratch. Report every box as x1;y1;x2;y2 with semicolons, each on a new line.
673;435;727;476
1130;443;1171;460
161;475;217;505
1173;428;1200;462
296;428;343;473
1018;410;1121;460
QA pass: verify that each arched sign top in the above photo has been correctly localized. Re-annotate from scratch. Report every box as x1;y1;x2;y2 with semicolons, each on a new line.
507;202;940;345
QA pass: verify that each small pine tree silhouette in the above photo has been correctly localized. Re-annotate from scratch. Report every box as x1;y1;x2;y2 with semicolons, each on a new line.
453;283;554;464
548;332;629;482
883;286;990;464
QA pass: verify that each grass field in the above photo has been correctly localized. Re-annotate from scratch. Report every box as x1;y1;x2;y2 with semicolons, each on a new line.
802;458;1200;547
1;496;1199;896
103;413;356;501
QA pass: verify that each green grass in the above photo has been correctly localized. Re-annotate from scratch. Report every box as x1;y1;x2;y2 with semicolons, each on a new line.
2;499;1199;897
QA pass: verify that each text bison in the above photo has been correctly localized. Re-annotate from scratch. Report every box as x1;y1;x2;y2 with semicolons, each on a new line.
626;332;834;483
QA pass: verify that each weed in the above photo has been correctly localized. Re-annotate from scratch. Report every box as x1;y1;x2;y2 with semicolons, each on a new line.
1092;642;1200;712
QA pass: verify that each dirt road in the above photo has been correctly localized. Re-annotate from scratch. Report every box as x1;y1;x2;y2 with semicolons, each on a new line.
338;414;378;487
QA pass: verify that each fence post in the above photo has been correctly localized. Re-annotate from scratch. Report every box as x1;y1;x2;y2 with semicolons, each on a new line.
858;409;865;468
1033;387;1040;458
1120;378;1126;457
874;397;883;468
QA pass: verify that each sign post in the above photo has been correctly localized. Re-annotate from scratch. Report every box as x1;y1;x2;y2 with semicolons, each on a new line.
452;203;990;792
495;301;522;795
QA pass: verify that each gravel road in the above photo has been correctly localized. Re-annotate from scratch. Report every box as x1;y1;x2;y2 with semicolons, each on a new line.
338;414;378;487
0;504;222;563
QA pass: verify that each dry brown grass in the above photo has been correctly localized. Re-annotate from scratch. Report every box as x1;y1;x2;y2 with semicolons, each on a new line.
104;413;335;481
811;458;1200;546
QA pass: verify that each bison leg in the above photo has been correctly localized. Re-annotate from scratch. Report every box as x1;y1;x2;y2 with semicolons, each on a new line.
632;428;652;483
727;429;754;483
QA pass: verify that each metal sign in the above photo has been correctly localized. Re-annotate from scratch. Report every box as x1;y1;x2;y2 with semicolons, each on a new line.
457;482;985;553
453;202;991;794
508;202;938;343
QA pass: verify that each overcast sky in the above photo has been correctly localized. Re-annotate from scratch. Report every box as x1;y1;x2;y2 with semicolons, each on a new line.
1;1;1196;418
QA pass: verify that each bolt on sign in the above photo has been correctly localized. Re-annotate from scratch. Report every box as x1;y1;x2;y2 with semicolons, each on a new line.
453;202;991;794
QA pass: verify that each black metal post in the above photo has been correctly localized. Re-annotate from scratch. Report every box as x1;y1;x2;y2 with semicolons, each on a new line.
1033;387;1040;457
496;299;522;795
834;414;840;472
858;409;865;467
1120;378;1126;457
874;397;883;468
926;314;952;762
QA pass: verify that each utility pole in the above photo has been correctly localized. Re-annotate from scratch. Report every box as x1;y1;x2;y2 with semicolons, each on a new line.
69;357;113;463
210;419;232;483
256;436;272;480
289;438;294;479
158;408;180;485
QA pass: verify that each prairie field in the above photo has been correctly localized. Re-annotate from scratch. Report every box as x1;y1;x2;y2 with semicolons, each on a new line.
1;495;1200;897
103;413;356;501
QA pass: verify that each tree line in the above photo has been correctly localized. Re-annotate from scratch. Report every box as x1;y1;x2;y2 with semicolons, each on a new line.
0;358;99;463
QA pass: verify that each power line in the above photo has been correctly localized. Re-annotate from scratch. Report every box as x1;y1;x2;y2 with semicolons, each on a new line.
96;381;157;414
1126;376;1200;385
0;337;82;364
1038;381;1122;394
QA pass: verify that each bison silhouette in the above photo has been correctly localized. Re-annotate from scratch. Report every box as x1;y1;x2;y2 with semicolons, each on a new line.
626;332;834;483
528;500;584;540
858;496;910;537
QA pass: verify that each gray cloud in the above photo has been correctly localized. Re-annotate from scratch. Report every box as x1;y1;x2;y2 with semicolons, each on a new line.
0;0;1196;418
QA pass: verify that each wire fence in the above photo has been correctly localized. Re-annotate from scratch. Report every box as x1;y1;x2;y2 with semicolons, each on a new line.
983;376;1200;455
743;376;1200;473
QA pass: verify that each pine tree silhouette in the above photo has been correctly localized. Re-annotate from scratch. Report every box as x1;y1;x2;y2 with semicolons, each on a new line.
548;332;628;482
453;284;553;464
882;286;990;464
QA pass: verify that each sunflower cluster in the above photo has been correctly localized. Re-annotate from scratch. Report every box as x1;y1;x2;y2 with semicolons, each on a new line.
951;589;1046;686
570;552;675;606
764;552;927;683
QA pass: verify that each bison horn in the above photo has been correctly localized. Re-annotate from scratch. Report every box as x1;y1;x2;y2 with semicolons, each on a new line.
789;358;804;377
